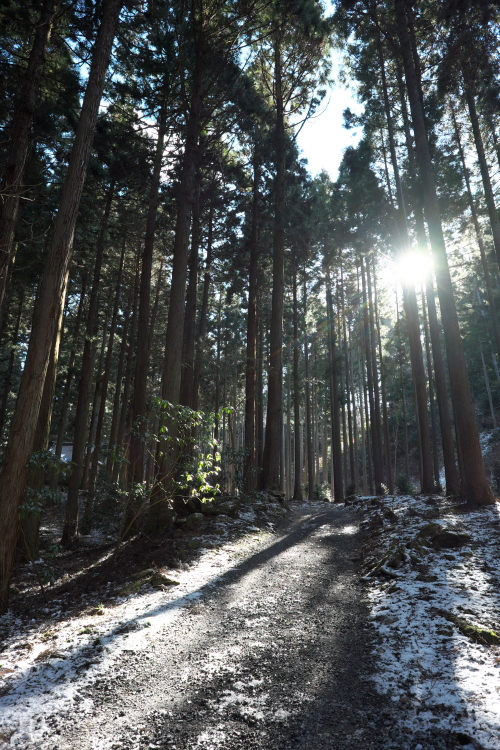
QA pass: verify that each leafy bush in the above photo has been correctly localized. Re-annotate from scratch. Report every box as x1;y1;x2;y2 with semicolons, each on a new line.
396;473;415;495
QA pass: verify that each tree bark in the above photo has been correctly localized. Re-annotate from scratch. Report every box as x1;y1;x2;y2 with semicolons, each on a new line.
326;269;343;502
395;0;493;505
303;276;314;501
0;290;24;442
0;0;58;314
244;160;259;490
179;186;200;409
292;271;302;501
262;32;285;491
192;202;213;411
62;182;114;546
128;109;167;487
0;0;123;612
52;275;87;465
463;84;500;274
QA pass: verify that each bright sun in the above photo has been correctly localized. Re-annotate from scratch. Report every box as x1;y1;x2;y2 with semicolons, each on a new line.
396;251;431;287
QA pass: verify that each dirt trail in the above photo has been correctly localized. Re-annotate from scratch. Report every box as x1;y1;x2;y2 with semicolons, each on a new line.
5;502;434;750
44;501;403;750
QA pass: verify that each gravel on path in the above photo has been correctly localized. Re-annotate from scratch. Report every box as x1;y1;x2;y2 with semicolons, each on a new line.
2;501;451;750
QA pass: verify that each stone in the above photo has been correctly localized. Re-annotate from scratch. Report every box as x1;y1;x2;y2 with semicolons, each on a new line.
416;522;471;550
184;513;205;532
150;573;180;588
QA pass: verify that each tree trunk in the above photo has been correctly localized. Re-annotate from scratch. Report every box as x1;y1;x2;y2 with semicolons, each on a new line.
451;104;500;365
303;277;314;501
52;275;87;463
192;202;213;411
373;259;394;494
292;271;302;501
0;0;58;314
82;239;126;528
397;78;459;495
256;316;265;476
464;85;500;274
262;32;285;491
0;0;122;612
114;250;140;484
360;257;384;491
244;160;260;489
0;290;24;442
62;182;114;546
395;0;493;505
421;286;441;486
180;186;200;408
128;109;167;487
18;287;66;561
326;269;343;502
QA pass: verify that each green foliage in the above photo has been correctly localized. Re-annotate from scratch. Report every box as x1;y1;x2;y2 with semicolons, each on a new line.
396;474;415;496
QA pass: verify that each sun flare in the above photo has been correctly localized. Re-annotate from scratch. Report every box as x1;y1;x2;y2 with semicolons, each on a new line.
396;251;431;287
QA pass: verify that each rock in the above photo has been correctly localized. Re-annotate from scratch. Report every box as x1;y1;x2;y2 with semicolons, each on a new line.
384;509;398;522
434;608;500;645
150;573;180;588
214;500;240;518
416;522;471;550
321;496;330;503
132;568;156;580
173;528;184;539
184;512;205;532
213;514;233;525
416;573;438;582
9;586;21;596
186;496;202;513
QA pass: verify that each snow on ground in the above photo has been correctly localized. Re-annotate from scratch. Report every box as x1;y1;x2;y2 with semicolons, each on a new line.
0;507;277;750
360;494;500;750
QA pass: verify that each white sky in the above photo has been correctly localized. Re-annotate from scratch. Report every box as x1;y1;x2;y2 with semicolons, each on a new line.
296;53;364;180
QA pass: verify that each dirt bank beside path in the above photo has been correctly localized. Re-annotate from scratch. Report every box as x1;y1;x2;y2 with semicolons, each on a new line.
2;502;454;750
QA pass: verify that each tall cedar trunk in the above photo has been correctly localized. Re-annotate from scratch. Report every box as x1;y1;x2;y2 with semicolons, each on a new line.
357;348;368;494
17;281;66;561
372;259;394;494
338;311;348;487
361;344;374;494
213;302;221;457
0;290;24;441
192;202;213;411
286;372;292;495
292;271;302;500
395;0;493;506
0;0;58;314
180;187;200;408
153;70;202;528
82;239;126;529
395;292;410;479
340;268;355;486
128;110;166;488
397;72;459;494
379;40;433;492
160;75;202;408
349;328;360;491
81;313;108;490
326;269;343;502
244;161;259;489
464;85;500;274
402;282;434;492
256;316;265;475
480;342;497;428
262;32;285;491
114;251;140;482
0;0;122;611
452;106;500;364
53;275;87;462
421;288;441;485
148;264;164;355
62;183;114;546
303;277;314;501
106;259;137;480
360;257;384;491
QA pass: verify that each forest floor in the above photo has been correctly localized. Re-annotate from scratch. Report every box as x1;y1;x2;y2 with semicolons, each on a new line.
0;494;499;750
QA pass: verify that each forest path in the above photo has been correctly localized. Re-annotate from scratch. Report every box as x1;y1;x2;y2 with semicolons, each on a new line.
55;501;399;750
29;503;413;750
